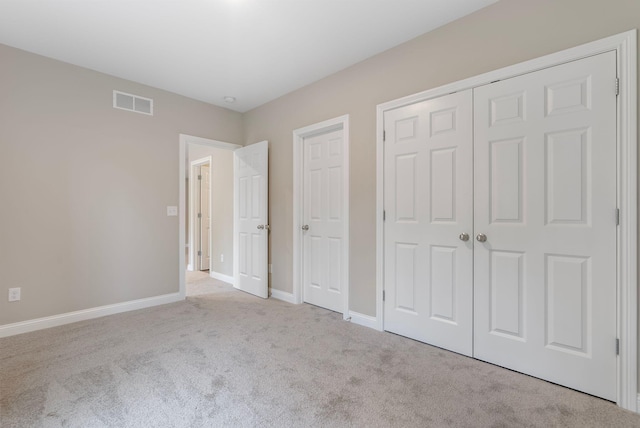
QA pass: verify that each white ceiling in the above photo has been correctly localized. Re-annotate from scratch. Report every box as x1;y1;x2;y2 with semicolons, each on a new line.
0;0;497;112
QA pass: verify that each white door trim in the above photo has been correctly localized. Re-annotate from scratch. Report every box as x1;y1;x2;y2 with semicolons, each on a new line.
293;114;350;318
375;30;637;411
178;134;242;299
189;156;212;272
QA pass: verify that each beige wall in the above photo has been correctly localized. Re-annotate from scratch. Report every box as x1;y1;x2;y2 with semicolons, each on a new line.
0;43;243;325
243;0;640;316
187;144;234;277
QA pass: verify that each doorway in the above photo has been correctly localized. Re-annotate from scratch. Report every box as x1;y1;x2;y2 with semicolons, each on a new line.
179;135;241;297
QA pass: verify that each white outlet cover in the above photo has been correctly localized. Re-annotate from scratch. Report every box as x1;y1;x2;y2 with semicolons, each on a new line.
167;206;178;216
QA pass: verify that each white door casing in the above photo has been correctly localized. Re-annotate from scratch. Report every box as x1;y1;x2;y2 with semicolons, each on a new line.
200;164;211;270
302;128;346;313
473;51;618;401
234;141;269;299
383;90;474;356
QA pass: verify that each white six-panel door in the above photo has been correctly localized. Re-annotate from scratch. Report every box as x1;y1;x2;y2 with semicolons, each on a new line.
383;51;618;400
234;141;269;299
303;129;345;313
473;51;618;400
383;90;474;356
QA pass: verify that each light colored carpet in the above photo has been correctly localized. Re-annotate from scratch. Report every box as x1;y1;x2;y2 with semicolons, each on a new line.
2;279;640;427
185;270;227;296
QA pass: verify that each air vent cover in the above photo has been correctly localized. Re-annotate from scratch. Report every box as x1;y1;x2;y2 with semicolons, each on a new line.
113;90;153;115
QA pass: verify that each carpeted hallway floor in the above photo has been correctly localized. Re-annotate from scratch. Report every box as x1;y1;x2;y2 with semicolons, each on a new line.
2;277;640;427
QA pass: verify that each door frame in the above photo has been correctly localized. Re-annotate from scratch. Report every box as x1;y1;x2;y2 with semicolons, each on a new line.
376;30;637;410
188;156;212;272
178;134;241;298
293;114;350;318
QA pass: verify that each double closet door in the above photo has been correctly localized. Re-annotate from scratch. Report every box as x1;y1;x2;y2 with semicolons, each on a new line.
383;51;618;401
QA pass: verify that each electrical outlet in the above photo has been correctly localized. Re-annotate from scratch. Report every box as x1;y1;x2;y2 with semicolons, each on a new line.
166;206;178;216
220;254;224;262
8;287;21;302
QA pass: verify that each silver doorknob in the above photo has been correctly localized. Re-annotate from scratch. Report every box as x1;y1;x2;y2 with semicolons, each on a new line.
264;224;270;231
301;225;309;231
459;233;469;242
476;233;487;242
257;225;264;230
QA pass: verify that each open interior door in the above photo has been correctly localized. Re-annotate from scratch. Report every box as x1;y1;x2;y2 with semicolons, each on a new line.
234;141;269;298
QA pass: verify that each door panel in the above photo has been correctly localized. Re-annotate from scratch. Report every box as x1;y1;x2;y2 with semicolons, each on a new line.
429;245;456;321
383;90;474;356
489;250;525;339
473;51;617;400
234;141;268;298
490;138;523;223
303;128;345;313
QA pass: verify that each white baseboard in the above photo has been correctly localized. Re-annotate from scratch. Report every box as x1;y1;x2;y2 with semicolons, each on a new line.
636;393;640;413
270;289;296;304
0;292;183;339
209;270;234;285
347;311;378;330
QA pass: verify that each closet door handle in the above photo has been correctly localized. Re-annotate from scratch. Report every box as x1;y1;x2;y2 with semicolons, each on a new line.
459;233;469;242
476;233;487;242
301;225;309;231
257;225;264;230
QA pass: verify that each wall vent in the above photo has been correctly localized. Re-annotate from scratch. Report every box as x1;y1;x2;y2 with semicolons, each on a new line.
113;90;153;115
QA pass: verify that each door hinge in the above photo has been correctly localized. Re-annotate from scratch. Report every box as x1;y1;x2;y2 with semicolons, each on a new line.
197;250;202;256
383;290;386;301
615;208;620;226
616;338;620;355
383;210;386;221
615;78;620;96
198;213;202;219
198;174;202;180
383;130;386;142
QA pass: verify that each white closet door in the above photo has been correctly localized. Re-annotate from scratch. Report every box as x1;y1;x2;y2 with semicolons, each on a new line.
302;128;345;313
473;51;617;400
384;90;473;356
